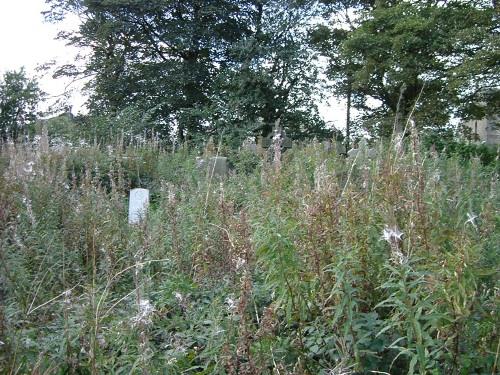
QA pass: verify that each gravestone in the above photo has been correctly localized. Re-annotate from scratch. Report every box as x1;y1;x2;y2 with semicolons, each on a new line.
196;156;229;178
242;137;257;152
347;148;359;158
336;141;347;155
209;156;228;178
347;138;377;160
323;140;332;152
128;188;150;224
258;132;292;149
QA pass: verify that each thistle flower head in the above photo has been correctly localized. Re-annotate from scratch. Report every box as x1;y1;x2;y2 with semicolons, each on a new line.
131;299;155;326
382;225;403;243
382;225;407;265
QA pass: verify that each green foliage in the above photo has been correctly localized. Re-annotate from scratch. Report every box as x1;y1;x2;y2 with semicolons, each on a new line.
0;135;498;374
313;0;499;137
423;128;499;167
45;0;325;142
0;68;44;141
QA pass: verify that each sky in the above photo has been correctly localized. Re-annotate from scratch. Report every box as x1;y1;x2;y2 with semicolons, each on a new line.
0;0;87;114
0;0;347;129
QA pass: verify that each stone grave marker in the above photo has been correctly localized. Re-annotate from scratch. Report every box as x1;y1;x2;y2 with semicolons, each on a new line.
196;156;229;178
208;156;228;178
128;188;150;224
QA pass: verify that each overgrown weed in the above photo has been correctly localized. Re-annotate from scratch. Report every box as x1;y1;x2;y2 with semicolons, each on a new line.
0;137;498;374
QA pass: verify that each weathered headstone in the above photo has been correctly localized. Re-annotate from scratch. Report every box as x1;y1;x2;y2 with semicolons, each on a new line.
347;138;377;160
258;133;292;149
128;188;150;224
323;140;332;152
242;137;257;152
347;148;359;158
208;156;228;178
196;156;229;178
335;141;347;155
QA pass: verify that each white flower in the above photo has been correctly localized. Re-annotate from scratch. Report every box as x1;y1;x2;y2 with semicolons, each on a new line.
465;212;478;229
23;161;35;174
63;289;72;305
131;299;155;326
382;225;407;265
381;225;403;243
391;247;409;265
225;296;237;312
174;292;183;303
233;256;246;270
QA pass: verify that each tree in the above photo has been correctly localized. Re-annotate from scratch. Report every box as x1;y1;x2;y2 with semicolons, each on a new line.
208;0;327;142
313;0;499;137
45;0;326;143
0;68;44;141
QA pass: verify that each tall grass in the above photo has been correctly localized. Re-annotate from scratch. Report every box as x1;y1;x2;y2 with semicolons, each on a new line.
0;135;498;374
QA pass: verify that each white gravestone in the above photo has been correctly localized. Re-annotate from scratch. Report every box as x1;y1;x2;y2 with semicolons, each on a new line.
128;188;150;224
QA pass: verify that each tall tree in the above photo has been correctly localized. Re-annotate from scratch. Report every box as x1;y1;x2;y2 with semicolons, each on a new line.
210;0;326;141
45;0;326;142
0;69;44;141
313;0;499;137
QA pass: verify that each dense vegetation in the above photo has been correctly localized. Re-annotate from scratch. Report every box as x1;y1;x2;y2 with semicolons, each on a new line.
0;131;498;374
37;0;498;143
0;1;498;374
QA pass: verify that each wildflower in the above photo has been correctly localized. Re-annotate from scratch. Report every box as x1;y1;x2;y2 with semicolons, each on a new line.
381;225;407;265
314;162;327;191
106;144;114;155
131;299;155;326
381;225;403;243
233;256;246;271
465;212;478;229
21;196;36;226
432;170;441;182
166;357;178;365
23;161;35;174
390;247;409;265
167;186;175;204
272;129;282;173
174;292;183;303
63;289;72;305
225;296;237;312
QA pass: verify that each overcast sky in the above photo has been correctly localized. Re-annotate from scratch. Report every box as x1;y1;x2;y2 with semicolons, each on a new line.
0;0;87;114
0;0;346;128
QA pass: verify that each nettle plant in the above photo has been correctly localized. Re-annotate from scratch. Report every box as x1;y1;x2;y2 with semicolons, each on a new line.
0;134;498;374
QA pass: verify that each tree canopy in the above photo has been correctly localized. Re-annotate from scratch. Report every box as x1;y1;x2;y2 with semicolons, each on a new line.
0;68;44;141
44;0;499;142
45;0;326;143
313;0;499;138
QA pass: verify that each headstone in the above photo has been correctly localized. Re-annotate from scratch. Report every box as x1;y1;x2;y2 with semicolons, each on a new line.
323;140;332;152
196;156;229;178
335;141;347;155
128;188;150;224
347;138;377;160
208;156;228;178
347;148;359;158
258;133;292;149
242;137;257;152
